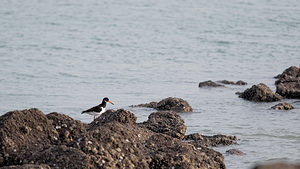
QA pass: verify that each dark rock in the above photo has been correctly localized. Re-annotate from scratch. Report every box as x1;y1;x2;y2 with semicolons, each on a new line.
139;111;186;139
184;133;238;147
88;109;137;130
225;149;245;155
271;102;294;110
0;108;58;166
0;164;50;169
46;112;87;144
130;102;158;108
275;66;300;82
218;80;247;85
276;80;300;99
131;97;193;112
275;66;300;99
239;83;283;102
199;80;225;87
253;163;300;169
156;97;193;112
0;108;227;169
236;80;248;85
26;145;92;169
146;134;226;169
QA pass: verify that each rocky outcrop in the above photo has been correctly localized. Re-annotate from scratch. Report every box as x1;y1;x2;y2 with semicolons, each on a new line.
0;108;58;166
225;149;245;155
271;102;294;110
131;97;193;112
238;83;283;102
199;80;225;87
46;112;87;144
0;108;231;169
253;163;300;169
275;66;300;99
139;111;186;139
218;80;247;85
184;133;238;147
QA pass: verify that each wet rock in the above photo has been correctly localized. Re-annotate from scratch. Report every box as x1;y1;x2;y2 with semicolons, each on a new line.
218;80;248;85
199;80;225;87
0;164;50;169
26;145;92;169
184;133;238;147
0;108;227;169
0;108;58;166
276;80;300;99
139;111;186;139
131;97;193;112
88;109;137;130
253;163;300;169
275;66;300;82
239;83;283;102
156;97;193;112
129;102;158;108
271;102;294;110
46;112;87;144
146;134;225;169
225;149;245;155
275;66;300;99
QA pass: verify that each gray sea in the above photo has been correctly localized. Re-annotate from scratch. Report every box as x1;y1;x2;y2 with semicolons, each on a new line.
1;0;300;168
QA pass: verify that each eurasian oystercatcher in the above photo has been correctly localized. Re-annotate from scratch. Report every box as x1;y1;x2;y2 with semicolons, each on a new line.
82;97;114;120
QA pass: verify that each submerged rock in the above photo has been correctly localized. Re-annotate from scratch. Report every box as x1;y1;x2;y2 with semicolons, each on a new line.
275;66;300;99
184;133;238;147
238;83;283;102
271;102;294;110
218;80;247;85
139;111;186;139
225;149;245;156
199;80;225;87
131;97;193;112
0;108;227;169
253;163;300;169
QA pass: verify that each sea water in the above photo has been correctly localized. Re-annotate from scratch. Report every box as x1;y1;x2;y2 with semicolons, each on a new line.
0;0;300;168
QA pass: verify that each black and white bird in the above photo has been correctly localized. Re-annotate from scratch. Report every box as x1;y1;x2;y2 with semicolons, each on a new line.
82;97;114;120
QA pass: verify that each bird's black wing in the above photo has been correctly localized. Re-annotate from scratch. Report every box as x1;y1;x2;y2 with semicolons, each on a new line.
82;105;102;114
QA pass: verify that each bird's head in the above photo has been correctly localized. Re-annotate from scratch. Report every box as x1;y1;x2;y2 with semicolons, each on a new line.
103;97;114;105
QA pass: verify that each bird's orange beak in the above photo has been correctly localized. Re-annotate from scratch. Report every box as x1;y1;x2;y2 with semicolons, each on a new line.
108;100;114;105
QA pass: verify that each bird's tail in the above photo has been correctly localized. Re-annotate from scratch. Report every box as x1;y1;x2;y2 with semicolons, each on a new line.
81;111;86;114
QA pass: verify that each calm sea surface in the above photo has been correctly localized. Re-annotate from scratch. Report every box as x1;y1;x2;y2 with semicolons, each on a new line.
1;0;300;168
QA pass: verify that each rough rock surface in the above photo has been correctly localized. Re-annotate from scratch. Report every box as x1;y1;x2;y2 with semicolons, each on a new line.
88;109;137;130
218;80;247;85
0;108;230;169
26;145;92;169
156;97;193;112
225;149;245;155
46;112;87;144
131;97;193;112
238;83;283;102
199;80;225;87
253;163;300;169
0;108;58;166
184;133;238;147
275;66;300;99
130;102;158;108
0;164;50;169
139;111;186;139
271;102;294;110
